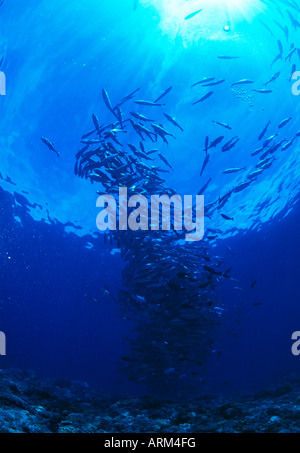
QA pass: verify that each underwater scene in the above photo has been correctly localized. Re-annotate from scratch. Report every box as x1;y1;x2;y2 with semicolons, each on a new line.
1;0;300;435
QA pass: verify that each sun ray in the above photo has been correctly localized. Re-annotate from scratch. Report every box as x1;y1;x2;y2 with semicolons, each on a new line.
141;0;266;41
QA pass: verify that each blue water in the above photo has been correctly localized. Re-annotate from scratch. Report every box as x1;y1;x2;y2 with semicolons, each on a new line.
1;0;300;399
